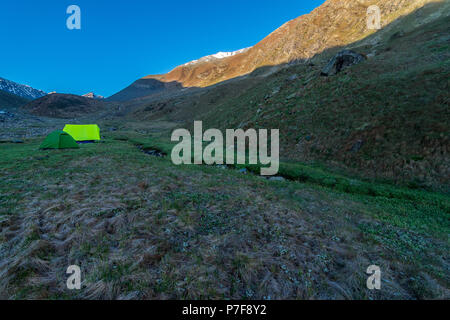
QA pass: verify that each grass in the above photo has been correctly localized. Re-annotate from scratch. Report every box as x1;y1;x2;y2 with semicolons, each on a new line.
109;131;450;237
0;134;448;299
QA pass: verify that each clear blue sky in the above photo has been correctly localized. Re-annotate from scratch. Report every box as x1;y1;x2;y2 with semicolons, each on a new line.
0;0;325;97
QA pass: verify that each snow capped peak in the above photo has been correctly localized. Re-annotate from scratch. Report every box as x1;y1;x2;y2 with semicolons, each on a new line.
0;77;47;100
210;48;250;59
82;92;105;100
183;47;251;66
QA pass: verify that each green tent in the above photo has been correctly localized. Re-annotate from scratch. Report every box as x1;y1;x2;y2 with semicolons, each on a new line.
40;130;80;149
63;124;100;142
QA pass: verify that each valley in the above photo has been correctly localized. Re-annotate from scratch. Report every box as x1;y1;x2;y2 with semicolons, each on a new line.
0;0;448;300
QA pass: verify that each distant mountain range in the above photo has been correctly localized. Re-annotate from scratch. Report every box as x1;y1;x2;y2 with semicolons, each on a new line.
0;77;46;100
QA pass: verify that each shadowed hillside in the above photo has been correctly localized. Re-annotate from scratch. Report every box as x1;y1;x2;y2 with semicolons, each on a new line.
107;78;185;102
130;1;450;190
22;93;107;118
0;90;30;110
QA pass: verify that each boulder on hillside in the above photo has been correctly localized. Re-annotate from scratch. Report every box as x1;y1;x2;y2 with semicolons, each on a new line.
320;50;366;76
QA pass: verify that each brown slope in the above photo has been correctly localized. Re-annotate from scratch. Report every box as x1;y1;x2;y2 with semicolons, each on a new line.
22;93;105;118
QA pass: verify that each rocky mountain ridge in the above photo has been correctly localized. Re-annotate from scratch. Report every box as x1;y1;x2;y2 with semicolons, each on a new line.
109;0;447;101
0;77;46;100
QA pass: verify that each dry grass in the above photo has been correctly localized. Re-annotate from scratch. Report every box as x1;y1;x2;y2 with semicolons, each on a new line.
0;138;448;299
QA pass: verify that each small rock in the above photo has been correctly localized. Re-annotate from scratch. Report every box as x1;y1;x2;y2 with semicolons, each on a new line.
320;50;366;76
35;155;49;160
272;87;280;95
390;30;405;40
142;148;166;157
268;176;285;181
350;140;364;152
286;93;297;100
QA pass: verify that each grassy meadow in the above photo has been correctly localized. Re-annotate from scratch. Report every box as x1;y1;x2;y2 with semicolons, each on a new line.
0;130;448;299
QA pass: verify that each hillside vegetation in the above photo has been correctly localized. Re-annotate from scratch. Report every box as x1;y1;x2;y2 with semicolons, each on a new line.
22;94;106;119
131;3;450;191
0;90;29;110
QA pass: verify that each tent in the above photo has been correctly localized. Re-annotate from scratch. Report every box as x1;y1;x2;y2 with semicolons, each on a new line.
63;124;100;142
39;130;80;149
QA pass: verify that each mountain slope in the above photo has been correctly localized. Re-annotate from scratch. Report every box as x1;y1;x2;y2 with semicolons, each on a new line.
132;1;450;190
107;78;184;102
22;93;105;118
0;90;30;110
111;0;445;101
0;77;46;100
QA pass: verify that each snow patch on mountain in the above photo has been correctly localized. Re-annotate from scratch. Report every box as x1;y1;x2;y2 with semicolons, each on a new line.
183;47;251;66
82;92;105;100
0;77;47;100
